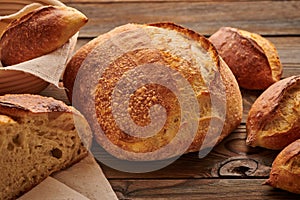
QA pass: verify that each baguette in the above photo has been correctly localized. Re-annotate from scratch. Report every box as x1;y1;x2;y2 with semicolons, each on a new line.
0;5;88;66
0;94;92;200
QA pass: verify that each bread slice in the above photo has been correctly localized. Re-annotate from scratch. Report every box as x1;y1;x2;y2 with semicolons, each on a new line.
0;5;88;66
18;177;90;200
0;94;92;200
265;139;300;194
63;22;242;160
209;27;282;90
246;75;300;150
52;153;118;200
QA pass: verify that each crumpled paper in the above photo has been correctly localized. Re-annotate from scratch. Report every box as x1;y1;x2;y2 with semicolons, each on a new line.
0;33;77;88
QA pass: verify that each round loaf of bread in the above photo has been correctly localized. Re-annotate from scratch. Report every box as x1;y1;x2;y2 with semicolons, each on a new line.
209;27;282;90
265;139;300;194
246;75;300;150
63;23;243;160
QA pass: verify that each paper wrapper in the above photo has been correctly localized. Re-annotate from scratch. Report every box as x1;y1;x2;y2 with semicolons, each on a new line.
0;0;76;95
19;154;118;200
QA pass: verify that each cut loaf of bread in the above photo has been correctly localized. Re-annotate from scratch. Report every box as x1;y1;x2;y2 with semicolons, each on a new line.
246;75;300;150
0;94;92;200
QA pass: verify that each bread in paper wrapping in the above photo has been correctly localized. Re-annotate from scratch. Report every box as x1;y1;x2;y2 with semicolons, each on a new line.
0;1;87;94
0;5;88;66
0;94;92;200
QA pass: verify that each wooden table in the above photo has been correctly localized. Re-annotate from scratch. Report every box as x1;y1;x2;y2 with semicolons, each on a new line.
41;0;300;199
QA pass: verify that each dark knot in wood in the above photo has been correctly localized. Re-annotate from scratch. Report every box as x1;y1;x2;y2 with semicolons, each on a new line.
211;157;266;177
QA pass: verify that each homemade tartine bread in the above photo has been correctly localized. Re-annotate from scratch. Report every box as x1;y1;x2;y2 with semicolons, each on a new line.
0;94;92;200
209;27;282;90
63;23;243;160
246;75;300;150
265;139;300;194
0;5;88;66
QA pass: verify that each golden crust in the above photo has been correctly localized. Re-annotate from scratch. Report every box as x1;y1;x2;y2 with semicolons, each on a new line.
0;5;88;66
0;94;71;114
216;57;243;142
149;22;217;60
209;27;282;90
246;75;300;150
63;24;137;102
265;139;300;194
64;23;242;160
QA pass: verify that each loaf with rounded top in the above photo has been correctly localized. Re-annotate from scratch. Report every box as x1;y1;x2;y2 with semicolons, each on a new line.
63;22;243;160
0;94;92;200
246;75;300;150
209;27;282;90
265;139;300;194
0;5;88;66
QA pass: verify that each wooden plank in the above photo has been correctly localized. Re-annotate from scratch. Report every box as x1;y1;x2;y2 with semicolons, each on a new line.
109;179;299;199
95;128;278;179
62;0;277;3
65;1;300;37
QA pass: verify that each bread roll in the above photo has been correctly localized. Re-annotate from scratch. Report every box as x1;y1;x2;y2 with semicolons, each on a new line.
265;139;300;194
0;94;92;200
63;23;243;160
0;5;88;66
209;27;282;90
246;75;300;150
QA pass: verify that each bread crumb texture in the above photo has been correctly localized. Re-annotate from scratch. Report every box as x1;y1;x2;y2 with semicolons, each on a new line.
0;94;90;200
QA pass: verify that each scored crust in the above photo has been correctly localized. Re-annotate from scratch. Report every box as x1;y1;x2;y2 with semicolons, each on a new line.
209;27;282;90
246;75;300;150
265;139;300;194
0;5;88;66
0;94;92;199
64;22;242;160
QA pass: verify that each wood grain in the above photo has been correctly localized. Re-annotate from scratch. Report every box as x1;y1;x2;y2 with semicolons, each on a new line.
62;0;277;3
65;1;300;37
109;179;300;200
94;127;278;179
